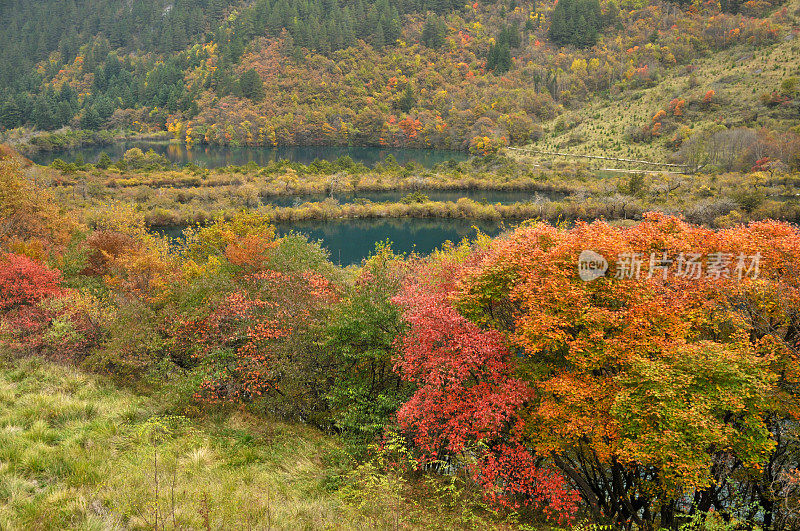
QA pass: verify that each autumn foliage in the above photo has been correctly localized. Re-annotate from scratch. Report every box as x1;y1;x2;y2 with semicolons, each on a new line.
393;258;580;521
0;160;75;258
392;214;800;528
0;253;62;311
0;253;95;359
187;267;336;408
3;161;800;528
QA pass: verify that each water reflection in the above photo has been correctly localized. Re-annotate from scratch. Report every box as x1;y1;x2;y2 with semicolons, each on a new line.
30;141;469;169
261;189;566;207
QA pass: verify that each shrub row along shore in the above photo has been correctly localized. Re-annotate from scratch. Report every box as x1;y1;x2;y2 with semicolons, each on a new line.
138;196;800;229
17;146;800;229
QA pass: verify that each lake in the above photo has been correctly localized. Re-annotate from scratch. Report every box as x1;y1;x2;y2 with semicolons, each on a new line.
156;218;508;266
29;141;469;169
263;189;566;207
34;142;540;264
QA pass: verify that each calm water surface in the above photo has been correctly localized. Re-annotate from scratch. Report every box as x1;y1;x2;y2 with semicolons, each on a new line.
156;218;508;266
30;141;468;168
36;142;532;264
263;189;565;207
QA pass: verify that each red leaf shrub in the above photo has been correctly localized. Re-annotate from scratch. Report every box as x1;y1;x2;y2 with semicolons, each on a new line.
391;214;800;526
0;253;62;312
187;267;337;411
0;253;62;353
80;230;136;277
0;253;97;359
392;260;579;522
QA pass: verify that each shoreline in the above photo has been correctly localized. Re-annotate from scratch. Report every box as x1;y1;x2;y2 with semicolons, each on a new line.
4;129;172;155
5;129;474;157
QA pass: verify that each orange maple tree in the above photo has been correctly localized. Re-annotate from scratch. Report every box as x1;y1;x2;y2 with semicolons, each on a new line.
395;213;800;527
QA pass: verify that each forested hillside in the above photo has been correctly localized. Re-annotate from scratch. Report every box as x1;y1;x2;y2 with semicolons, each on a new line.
2;1;800;527
1;0;797;165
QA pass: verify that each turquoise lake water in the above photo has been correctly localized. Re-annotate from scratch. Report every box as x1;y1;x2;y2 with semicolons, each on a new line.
30;141;468;169
156;218;510;266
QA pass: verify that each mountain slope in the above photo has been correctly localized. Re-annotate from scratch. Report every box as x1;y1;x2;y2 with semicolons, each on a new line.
0;0;797;169
522;2;800;171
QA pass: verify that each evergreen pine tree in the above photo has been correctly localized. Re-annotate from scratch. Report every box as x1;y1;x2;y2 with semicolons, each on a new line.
56;100;74;127
487;41;512;74
549;0;601;47
32;93;57;131
239;69;265;102
79;106;101;129
0;100;22;129
373;22;385;48
397;84;416;112
549;0;568;44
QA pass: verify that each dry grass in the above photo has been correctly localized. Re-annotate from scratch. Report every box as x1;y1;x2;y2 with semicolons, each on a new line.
517;0;800;167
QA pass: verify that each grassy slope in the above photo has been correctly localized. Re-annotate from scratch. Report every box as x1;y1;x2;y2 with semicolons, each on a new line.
0;357;440;530
521;1;800;167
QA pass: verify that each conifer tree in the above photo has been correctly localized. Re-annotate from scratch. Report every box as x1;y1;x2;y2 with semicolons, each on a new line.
239;69;265;102
549;0;602;47
421;14;447;49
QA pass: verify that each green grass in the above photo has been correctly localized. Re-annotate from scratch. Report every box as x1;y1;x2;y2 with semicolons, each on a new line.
0;357;445;530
